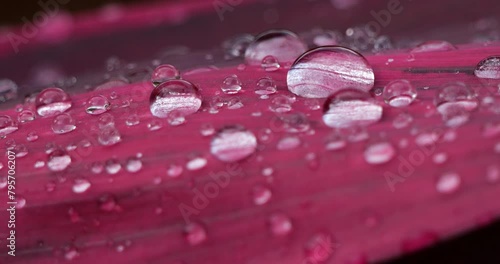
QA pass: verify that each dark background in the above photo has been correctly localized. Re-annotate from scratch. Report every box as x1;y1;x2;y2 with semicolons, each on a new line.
1;0;499;263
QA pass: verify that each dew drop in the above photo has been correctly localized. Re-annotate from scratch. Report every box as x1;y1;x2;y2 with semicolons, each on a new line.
150;79;202;118
287;46;375;98
269;95;293;113
86;95;110;115
210;126;257;162
221;75;242;95
125;113;140;126
322;89;382;128
244;29;307;66
383;80;417;107
411;40;456;53
35;88;72;117
364;142;395;165
72;179;91;194
277;136;301;150
151;64;180;86
18;109;35;123
184;222;207;246
147;120;163;131
474;56;500;79
436;172;461;194
200;124;215;137
252;185;272;205
261;55;281;71
105;159;121;174
255;77;277;96
98;126;121;146
47;149;71;172
186;156;207;171
52;113;76;134
325;133;347;151
435;82;478;115
269;213;292;236
0;115;18;135
125;157;142;173
0;79;18;102
432;152;448;164
393;112;413;129
167;164;183;178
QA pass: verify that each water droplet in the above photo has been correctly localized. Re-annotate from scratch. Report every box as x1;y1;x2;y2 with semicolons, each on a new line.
210;126;257;162
86;95;110;115
269;95;293;113
277;136;301;150
105;159;121;174
325;133;347;151
287;46;375;98
26;131;39;142
125;157;142;173
150;79;202;119
184;222;207;246
221;75;242;95
244;29;307;66
35;88;72;117
0;115;18;135
441;104;470;127
411;40;456;53
383;80;417;107
98;126;121;146
273;112;311;133
200;124;215;137
0;79;18;102
435;82;478;115
415;131;440;146
304;233;336;263
436;172;461;194
322;89;382;128
364;142;395;165
393;112;413;129
474;56;500;79
167;164;183;178
252;185;272;205
47;149;71;172
52;114;76;134
269;213;292;236
186;156;207;171
261;55;281;71
147;120;163;131
72;179;91;194
18;110;35;123
262;167;274;177
432;152;448;164
99;194;120;212
255;77;277;96
151;64;180;86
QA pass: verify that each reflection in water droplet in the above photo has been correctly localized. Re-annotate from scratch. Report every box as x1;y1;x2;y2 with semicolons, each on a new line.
474;56;500;79
211;126;257;162
86;95;110;115
364;142;395;165
383;80;417;107
52;114;76;134
411;40;456;53
47;149;71;172
245;29;307;66
150;79;202;119
151;64;180;86
221;75;242;95
287;46;375;98
436;172;461;194
184;222;207;246
36;88;72;117
322;89;382;128
269;213;292;236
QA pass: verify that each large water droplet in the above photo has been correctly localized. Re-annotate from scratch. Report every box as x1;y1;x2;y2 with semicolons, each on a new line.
210;126;257;162
244;30;307;66
364;142;395;165
322;89;382;128
0;79;18;102
35;88;72;117
151;64;180;86
0;115;18;136
150;79;202;119
474;56;500;79
47;149;71;172
52;114;76;134
287;46;375;98
383;80;417;107
86;95;110;115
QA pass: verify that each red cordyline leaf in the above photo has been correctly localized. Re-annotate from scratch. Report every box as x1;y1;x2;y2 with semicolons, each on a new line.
0;0;500;264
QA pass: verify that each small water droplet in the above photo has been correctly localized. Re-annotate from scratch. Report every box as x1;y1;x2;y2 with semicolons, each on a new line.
255;77;277;96
151;64;180;86
322;89;382;128
184;222;207;246
269;213;292;236
26;131;39;142
435;82;477;114
98;126;121;146
86;95;110;115
432;152;448;164
474;56;500;79
167;164;183;178
393;112;413;129
147;119;163;131
200;124;215;137
52;113;76;134
210;126;257;162
18;110;35;123
261;55;281;71
47;149;71;172
221;75;242;95
277;136;301;150
186;156;207;171
35;88;72;117
269;95;293;113
245;29;307;66
252;185;272;205
325;133;346;151
150;79;202;118
0;115;18;135
72;179;91;194
287;46;375;98
126;157;142;173
364;142;395;165
436;172;461;194
383;80;417;107
105;159;122;174
411;40;456;53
